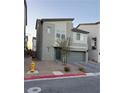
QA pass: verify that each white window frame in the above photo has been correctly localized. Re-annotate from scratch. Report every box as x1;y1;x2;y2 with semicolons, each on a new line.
73;32;87;44
76;33;80;40
47;27;51;34
61;34;65;40
56;33;61;39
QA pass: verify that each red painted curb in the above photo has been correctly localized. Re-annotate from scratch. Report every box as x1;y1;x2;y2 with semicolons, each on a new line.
24;73;86;80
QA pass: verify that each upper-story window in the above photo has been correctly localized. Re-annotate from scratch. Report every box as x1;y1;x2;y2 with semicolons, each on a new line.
76;33;80;40
47;46;50;52
61;34;65;40
37;24;39;28
91;37;97;50
47;27;51;34
56;33;60;39
73;32;88;44
80;34;87;43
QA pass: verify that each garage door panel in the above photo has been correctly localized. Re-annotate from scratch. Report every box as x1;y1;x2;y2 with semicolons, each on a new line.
67;51;85;63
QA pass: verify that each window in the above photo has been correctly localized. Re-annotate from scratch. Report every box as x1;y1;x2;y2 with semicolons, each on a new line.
92;37;97;50
56;33;60;39
47;27;51;34
37;24;39;28
83;35;87;44
61;34;65;40
47;46;50;52
76;33;80;40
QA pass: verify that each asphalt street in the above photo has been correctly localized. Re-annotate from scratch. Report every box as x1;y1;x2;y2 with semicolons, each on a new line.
24;75;100;93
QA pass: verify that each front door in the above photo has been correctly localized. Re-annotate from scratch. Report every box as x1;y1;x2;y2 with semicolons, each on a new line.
55;47;61;60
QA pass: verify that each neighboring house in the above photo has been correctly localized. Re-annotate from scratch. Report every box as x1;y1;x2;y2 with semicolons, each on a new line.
77;22;100;63
32;37;36;51
35;18;89;63
24;0;27;50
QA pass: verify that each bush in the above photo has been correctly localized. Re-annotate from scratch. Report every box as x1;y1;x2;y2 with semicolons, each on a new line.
32;51;36;58
64;66;70;72
78;67;85;72
24;49;35;57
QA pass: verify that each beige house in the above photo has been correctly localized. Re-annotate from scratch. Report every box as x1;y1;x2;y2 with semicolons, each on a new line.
77;22;100;63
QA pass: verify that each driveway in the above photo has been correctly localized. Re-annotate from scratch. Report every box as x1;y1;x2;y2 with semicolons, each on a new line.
70;61;100;73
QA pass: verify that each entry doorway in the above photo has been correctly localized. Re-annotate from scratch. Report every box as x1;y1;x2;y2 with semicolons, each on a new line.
55;47;61;60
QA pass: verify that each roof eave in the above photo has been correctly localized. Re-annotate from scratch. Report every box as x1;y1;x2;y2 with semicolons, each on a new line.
40;18;74;22
72;28;89;34
76;21;100;28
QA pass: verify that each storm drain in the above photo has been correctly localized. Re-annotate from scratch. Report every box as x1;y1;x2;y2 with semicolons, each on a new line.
27;87;62;93
27;87;42;93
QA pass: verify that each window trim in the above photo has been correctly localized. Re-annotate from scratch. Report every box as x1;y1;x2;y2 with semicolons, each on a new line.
61;34;65;40
76;33;80;40
47;27;51;34
56;33;60;39
92;37;97;50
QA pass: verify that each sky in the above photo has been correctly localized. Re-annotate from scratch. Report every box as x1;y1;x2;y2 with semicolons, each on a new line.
26;0;100;49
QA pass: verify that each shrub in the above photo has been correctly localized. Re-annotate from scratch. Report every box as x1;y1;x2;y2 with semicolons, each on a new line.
78;67;85;72
32;51;36;58
64;66;70;72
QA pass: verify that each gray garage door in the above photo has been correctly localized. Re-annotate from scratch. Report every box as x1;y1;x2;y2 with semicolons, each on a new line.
67;51;85;63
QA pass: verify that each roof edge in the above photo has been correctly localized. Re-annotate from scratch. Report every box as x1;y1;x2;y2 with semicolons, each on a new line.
72;28;89;34
40;18;74;22
76;21;100;28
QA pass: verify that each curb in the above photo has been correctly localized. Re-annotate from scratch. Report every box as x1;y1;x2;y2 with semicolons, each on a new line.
24;73;86;80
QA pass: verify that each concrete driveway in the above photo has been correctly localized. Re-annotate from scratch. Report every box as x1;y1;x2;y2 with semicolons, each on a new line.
70;61;100;73
82;61;100;73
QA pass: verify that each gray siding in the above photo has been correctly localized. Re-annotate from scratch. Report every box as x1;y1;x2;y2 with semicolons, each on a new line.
66;22;73;37
42;22;55;60
71;43;88;48
36;23;43;60
40;21;74;61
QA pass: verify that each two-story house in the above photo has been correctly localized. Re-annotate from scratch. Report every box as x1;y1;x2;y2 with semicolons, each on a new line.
77;22;100;63
35;18;89;63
